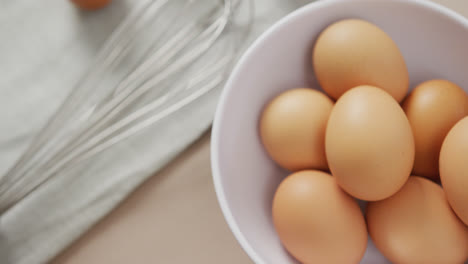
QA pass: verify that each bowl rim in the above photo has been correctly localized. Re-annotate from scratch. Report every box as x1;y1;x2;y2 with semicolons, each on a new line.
211;0;468;263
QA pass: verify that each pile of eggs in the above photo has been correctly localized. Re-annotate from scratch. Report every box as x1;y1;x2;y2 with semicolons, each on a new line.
260;19;468;264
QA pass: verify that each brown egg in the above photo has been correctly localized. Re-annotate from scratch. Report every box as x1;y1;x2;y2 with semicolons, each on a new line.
313;19;408;102
403;79;468;180
273;170;367;264
71;0;112;10
366;176;468;264
260;88;333;171
440;116;468;226
326;85;414;201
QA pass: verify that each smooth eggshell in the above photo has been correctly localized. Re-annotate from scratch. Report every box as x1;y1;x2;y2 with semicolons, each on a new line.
260;88;333;171
326;85;414;201
440;116;468;226
313;19;409;102
366;176;468;264
71;0;112;10
272;170;367;264
403;79;468;180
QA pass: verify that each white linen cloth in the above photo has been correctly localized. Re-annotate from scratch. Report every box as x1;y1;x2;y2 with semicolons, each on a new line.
0;1;310;263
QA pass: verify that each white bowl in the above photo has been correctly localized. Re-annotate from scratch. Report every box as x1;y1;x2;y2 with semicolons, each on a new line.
211;0;468;263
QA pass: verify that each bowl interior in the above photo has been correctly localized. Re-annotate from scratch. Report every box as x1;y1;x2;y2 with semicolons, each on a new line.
212;0;468;263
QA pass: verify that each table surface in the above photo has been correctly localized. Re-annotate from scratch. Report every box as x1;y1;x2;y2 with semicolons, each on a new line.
52;1;468;263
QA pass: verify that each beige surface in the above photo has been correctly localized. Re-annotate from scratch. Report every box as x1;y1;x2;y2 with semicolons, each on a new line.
52;1;468;264
53;131;251;264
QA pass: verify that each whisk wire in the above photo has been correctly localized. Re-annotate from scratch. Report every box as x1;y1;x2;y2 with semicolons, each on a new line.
0;0;171;187
0;0;251;213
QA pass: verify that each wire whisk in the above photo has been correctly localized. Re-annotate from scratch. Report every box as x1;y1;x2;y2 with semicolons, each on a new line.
0;0;253;213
